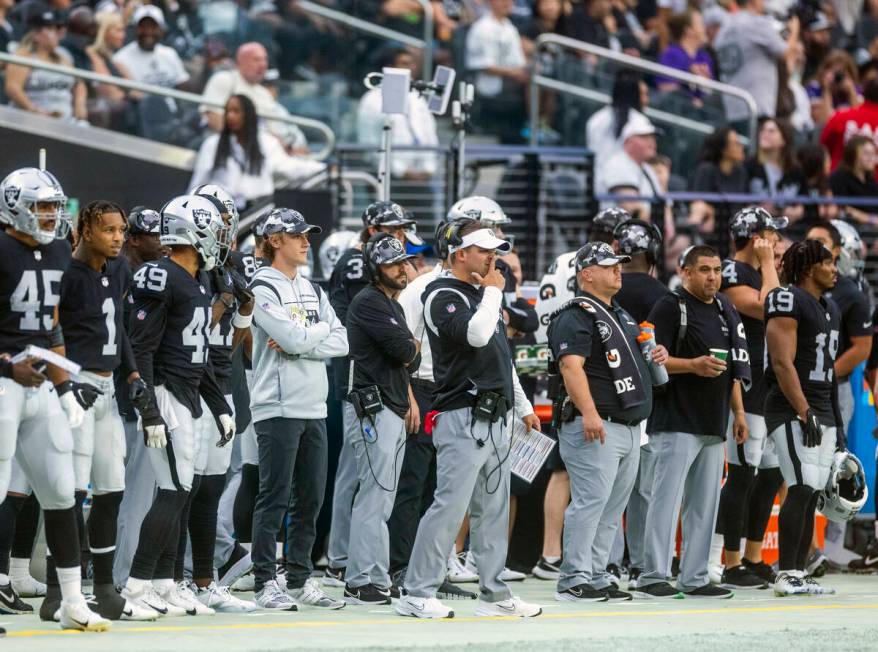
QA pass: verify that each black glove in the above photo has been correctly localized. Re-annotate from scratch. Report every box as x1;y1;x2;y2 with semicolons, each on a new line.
211;267;235;295
801;409;823;448
129;377;151;412
835;427;847;452
228;267;254;305
56;380;103;410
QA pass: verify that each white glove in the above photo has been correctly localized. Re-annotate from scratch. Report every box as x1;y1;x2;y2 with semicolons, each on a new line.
144;423;168;448
59;390;85;429
217;414;235;447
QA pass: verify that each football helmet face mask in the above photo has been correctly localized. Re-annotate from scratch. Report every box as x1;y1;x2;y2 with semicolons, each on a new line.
818;450;869;523
447;196;510;226
159;194;227;271
194;184;239;251
0;167;70;245
830;219;865;280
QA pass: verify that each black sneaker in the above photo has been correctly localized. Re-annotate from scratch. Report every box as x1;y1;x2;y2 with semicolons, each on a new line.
684;584;734;599
217;543;251;587
389;584;400;600
632;581;683;599
555;583;608;602
531;556;562;580
323;566;346;587
606;563;623;585
601;586;633;602
344;583;391;605
743;558;777;584
849;540;878;573
628;567;641;583
721;565;768;590
0;581;32;615
437;579;477;600
39;584;61;621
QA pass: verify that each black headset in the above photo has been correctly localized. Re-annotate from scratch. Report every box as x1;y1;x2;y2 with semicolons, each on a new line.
613;218;663;265
441;217;479;256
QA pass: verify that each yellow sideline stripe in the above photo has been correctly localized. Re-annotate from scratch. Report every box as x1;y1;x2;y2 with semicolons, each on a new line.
6;602;878;638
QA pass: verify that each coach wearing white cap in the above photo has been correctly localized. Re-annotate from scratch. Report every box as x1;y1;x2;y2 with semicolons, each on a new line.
396;221;542;619
113;5;189;89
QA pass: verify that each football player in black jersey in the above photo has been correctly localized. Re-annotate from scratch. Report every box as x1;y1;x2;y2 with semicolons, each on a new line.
120;195;235;617
0;167;110;631
52;200;157;622
324;200;413;587
714;207;788;589
804;221;872;573
764;240;842;597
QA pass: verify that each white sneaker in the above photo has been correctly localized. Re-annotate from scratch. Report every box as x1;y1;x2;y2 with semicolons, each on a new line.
395;594;454;618
708;563;724;585
58;598;111;632
197;582;257;612
447;551;478;583
287;578;345;609
773;572;809;597
475;596;542;617
464;550;524;583
121;582;184;617
11;574;46;598
231;573;255;592
499;567;527;582
254;579;298;611
803;576;836;595
156;582;215;616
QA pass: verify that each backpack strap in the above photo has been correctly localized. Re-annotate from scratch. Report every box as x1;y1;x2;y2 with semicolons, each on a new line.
673;289;687;355
250;279;284;306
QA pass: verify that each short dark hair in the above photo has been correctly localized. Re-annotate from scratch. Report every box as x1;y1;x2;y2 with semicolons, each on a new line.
683;244;719;268
75;199;125;249
806;220;842;248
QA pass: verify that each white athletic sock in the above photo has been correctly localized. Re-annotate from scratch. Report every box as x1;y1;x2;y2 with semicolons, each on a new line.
56;566;83;604
8;557;30;582
125;577;151;594
241;543;251;552
709;533;723;567
276;543;283;560
543;555;560;564
0;573;9;584
153;578;175;593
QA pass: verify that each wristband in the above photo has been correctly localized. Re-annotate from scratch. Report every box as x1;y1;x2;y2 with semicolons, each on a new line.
232;311;253;329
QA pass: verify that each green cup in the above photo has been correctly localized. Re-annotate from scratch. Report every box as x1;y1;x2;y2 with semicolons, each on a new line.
709;348;728;362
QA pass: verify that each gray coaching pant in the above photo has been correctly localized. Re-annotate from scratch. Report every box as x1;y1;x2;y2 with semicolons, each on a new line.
326;402;359;570
114;419;157;586
346;407;406;589
557;419;640;591
639;432;724;592
626;441;656;572
405;407;513;603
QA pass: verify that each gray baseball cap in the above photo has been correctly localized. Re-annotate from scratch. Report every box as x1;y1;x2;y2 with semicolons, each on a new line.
575;242;630;271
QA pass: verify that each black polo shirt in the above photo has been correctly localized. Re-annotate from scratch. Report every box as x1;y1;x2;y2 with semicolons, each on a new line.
826;274;872;372
547;292;652;424
616;271;670;324
648;288;736;437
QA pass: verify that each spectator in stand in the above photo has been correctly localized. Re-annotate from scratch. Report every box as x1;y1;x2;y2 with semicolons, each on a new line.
521;0;563;54
112;5;189;89
807;50;863;127
801;10;833;81
701;5;726;74
563;0;621;51
0;0;13;54
796;142;837;226
60;5;96;71
87;12;133;107
745;117;806;222
466;0;529;144
828;135;878;226
200;41;304;147
656;9;713;105
596;111;661;221
821;77;878;173
688;127;748;233
714;0;799;125
785;39;815;135
190;94;323;208
586;69;649;170
4;4;87;122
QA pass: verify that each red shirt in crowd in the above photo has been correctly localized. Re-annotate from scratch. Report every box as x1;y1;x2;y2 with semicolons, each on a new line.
820;100;878;177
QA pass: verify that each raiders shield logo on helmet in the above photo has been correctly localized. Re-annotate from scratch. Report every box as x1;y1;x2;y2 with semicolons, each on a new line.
4;185;20;209
191;208;212;228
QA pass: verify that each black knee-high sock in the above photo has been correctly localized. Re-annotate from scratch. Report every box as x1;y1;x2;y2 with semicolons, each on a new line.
11;494;40;561
88;492;123;586
796;491;821;571
45;493;87;589
745;467;784;545
173;475;201;583
189;474;226;582
73;490;88;572
778;485;815;571
233;464;259;544
0;494;27;575
718;464;757;552
130;489;190;581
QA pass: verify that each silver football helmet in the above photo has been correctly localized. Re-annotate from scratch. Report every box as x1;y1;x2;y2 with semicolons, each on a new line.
447;196;510;226
0;167;70;244
831;219;865;280
818;450;868;523
160;194;228;271
318;230;357;278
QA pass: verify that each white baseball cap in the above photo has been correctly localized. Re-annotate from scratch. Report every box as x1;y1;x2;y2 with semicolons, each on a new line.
449;228;512;254
132;4;166;28
620;112;656;141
